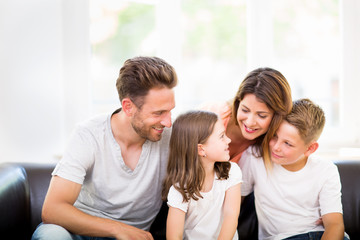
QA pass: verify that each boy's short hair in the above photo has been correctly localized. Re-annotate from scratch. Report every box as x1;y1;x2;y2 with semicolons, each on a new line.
285;98;325;144
116;56;178;109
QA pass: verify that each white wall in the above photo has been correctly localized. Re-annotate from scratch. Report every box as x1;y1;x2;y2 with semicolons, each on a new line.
0;0;90;163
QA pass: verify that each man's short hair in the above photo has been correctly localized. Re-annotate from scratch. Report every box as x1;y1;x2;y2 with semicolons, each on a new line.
116;56;178;108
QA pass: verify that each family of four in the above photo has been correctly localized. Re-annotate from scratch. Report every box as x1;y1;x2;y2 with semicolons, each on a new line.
32;56;348;240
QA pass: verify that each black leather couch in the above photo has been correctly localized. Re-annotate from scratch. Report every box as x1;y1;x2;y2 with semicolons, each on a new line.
1;160;359;240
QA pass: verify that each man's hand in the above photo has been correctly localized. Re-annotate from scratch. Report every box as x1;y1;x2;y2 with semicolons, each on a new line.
115;223;153;240
42;176;154;239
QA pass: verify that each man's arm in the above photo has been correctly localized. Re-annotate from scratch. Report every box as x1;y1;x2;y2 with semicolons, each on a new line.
42;176;153;240
218;183;241;240
166;206;185;240
320;212;344;240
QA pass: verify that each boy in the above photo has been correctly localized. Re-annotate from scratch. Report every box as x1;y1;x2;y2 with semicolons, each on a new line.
239;98;348;240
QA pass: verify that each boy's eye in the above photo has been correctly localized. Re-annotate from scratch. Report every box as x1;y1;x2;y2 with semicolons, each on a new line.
285;142;293;147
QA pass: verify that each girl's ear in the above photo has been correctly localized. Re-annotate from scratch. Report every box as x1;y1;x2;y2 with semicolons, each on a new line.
304;142;319;157
122;98;135;117
198;144;205;157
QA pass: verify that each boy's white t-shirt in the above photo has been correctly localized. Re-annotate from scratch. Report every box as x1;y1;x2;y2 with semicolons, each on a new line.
167;162;242;240
239;147;343;240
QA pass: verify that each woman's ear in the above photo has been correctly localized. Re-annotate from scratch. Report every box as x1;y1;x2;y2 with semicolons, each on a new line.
198;144;205;157
304;142;319;157
122;98;135;117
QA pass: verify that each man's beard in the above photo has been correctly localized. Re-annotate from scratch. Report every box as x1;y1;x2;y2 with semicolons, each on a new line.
131;119;163;142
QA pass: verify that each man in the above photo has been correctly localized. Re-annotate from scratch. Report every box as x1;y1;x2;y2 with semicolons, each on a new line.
32;56;178;240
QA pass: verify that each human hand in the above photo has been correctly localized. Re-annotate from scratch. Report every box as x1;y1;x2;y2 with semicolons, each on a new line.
115;223;154;240
315;217;323;226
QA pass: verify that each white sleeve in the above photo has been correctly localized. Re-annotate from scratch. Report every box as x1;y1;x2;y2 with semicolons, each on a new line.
167;185;189;213
319;162;343;215
226;162;243;190
52;125;95;184
238;147;255;196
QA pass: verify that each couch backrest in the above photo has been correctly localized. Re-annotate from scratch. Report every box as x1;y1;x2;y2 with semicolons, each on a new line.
0;162;55;239
21;163;56;233
335;160;360;239
0;163;31;239
1;160;359;240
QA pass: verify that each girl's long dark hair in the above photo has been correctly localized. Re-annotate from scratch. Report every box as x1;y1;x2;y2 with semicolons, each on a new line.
162;110;230;202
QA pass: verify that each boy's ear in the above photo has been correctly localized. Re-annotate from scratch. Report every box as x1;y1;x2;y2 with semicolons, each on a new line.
198;144;205;157
122;98;135;117
304;141;319;157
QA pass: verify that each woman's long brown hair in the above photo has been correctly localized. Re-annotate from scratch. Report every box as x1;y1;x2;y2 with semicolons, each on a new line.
232;67;292;169
162;110;231;202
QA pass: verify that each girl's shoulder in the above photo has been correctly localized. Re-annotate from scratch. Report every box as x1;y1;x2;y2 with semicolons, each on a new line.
229;162;242;178
229;161;241;172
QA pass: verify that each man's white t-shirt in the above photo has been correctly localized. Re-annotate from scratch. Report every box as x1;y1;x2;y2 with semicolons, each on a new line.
52;109;171;230
239;147;343;240
167;162;242;240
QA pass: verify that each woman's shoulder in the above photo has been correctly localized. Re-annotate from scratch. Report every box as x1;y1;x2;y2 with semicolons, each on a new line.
198;101;231;114
199;101;233;126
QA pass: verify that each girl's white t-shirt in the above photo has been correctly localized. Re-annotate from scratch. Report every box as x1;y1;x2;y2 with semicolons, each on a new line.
167;162;242;240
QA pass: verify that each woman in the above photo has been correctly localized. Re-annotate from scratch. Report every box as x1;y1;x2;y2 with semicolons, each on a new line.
202;67;292;168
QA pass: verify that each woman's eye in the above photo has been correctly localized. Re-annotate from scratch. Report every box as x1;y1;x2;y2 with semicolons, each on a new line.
241;108;249;113
259;114;267;119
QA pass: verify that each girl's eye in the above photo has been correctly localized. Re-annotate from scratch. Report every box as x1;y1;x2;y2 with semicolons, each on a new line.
241;108;249;113
285;142;293;147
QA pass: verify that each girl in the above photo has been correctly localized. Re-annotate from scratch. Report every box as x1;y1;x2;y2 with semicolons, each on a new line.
162;110;242;240
202;67;292;168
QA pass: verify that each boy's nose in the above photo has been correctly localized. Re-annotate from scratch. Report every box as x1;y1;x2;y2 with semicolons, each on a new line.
273;142;281;151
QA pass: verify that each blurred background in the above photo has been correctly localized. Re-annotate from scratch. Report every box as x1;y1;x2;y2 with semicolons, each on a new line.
1;0;359;163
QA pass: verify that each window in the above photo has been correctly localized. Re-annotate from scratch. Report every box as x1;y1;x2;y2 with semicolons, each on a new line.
272;0;340;127
179;0;246;111
89;0;360;158
90;0;157;114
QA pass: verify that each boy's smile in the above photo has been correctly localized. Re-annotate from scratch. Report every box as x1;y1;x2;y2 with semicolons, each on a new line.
269;121;311;172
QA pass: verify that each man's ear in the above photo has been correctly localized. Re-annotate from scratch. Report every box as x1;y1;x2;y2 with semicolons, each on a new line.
121;98;135;117
304;141;319;157
198;144;205;157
